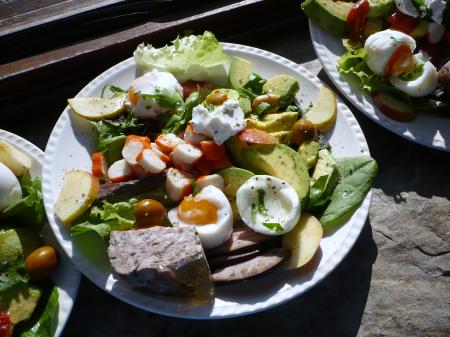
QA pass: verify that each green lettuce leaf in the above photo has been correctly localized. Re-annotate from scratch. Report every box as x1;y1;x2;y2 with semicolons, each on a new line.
337;48;392;93
71;199;138;240
19;286;59;337
2;175;45;227
0;256;28;293
91;111;145;164
134;31;229;86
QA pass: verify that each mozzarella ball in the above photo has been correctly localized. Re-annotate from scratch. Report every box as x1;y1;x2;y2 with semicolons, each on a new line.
364;29;416;76
0;162;22;211
236;175;300;236
389;52;439;97
168;185;233;249
128;69;183;119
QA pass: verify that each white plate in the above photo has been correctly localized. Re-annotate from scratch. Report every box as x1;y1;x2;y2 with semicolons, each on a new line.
42;43;372;319
0;129;80;336
310;22;449;151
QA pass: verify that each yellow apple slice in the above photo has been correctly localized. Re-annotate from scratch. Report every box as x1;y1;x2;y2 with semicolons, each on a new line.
54;170;99;225
68;93;127;121
282;212;323;269
304;86;337;133
0;140;32;176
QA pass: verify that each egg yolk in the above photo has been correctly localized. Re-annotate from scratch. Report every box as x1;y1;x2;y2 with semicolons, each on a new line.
128;87;139;105
178;196;218;225
385;44;415;75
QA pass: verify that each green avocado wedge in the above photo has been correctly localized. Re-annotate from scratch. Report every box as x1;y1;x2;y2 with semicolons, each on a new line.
320;156;377;233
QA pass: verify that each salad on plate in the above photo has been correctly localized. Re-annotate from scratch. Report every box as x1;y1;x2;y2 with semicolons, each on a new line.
0;141;60;337
302;0;450;121
54;32;377;303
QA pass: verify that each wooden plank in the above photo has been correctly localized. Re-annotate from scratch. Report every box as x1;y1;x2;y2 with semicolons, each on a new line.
0;0;298;89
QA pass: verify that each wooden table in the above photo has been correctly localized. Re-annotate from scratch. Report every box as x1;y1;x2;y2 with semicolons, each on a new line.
1;1;449;336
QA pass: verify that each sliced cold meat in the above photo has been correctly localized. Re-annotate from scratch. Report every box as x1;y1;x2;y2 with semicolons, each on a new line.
108;226;214;302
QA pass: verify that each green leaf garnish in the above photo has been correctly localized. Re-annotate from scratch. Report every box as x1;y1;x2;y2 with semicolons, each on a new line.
262;222;284;233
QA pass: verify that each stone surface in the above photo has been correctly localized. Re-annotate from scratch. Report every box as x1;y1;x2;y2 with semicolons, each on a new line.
2;12;449;337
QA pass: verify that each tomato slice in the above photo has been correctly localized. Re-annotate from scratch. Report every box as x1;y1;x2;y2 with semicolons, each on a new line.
387;10;417;34
384;44;414;75
238;128;278;145
347;0;371;40
181;81;215;100
0;312;12;337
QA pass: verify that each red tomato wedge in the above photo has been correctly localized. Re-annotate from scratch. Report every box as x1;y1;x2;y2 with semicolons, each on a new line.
199;140;228;161
347;0;371;40
384;44;414;75
387;10;417;34
181;80;215;100
0;312;12;337
238;128;278;145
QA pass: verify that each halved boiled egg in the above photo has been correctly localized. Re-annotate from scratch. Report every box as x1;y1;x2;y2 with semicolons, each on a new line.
364;29;416;76
168;185;233;249
236;175;300;236
0;162;22;211
128;69;183;119
389;52;439;97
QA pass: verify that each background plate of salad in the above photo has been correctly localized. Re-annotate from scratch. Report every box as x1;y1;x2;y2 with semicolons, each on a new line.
0;129;80;337
42;34;374;318
305;0;450;151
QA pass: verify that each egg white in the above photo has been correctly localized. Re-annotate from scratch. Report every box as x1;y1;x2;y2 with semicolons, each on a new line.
128;69;183;119
236;175;300;236
0;162;22;211
364;29;416;76
389;52;439;97
168;185;233;249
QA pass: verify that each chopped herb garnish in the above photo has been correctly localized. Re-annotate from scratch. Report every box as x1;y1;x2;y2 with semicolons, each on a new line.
257;188;268;214
262;222;284;233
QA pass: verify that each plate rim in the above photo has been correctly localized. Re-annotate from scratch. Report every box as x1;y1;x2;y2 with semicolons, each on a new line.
42;42;372;319
309;21;449;152
0;129;81;337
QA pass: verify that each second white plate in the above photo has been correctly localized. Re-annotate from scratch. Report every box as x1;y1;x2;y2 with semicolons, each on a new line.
42;43;372;318
310;21;449;151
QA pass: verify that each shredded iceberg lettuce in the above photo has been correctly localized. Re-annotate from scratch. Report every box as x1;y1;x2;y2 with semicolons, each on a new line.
134;31;229;86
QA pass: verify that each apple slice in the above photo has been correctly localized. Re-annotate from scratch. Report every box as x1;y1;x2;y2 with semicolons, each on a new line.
68;93;127;121
0;140;32;176
282;212;323;269
372;92;415;122
54;170;99;225
304;85;337;133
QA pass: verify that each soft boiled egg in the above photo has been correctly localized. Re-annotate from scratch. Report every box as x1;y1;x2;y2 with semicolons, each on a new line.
236;175;300;236
364;29;416;77
0;162;22;211
389;52;439;97
127;69;183;119
168;185;233;249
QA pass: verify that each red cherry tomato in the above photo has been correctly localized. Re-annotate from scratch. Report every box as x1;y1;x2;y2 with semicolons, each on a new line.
181;81;215;100
386;10;417;34
347;0;371;40
0;312;12;337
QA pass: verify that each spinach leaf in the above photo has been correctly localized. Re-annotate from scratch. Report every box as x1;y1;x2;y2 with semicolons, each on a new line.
139;88;184;115
320;156;377;233
0;257;28;293
19;286;59;337
71;199;138;240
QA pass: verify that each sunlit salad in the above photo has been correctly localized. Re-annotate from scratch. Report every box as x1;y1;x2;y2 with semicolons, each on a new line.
302;0;450;121
0;141;59;337
55;32;377;303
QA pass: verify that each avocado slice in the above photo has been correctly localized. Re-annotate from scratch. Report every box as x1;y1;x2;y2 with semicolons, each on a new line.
0;285;42;325
0;228;42;271
246;112;298;133
228;56;253;90
262;75;299;109
311;149;339;197
217;167;254;220
225;136;255;172
298;141;320;169
243;144;310;201
301;0;394;37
